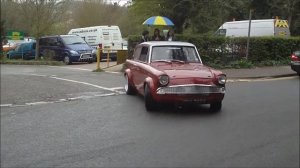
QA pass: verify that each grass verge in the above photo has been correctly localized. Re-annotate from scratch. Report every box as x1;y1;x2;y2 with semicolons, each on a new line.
0;57;64;66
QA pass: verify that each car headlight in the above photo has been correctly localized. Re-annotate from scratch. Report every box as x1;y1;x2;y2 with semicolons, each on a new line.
217;75;227;85
92;49;97;54
159;75;169;86
70;50;79;56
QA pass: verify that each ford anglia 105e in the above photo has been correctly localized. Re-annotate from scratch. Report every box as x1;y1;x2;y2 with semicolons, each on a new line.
124;41;226;111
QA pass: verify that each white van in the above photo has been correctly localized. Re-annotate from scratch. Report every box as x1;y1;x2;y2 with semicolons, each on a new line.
68;25;124;60
215;19;290;37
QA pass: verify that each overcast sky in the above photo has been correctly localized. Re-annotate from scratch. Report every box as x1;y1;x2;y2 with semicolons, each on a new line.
106;0;131;6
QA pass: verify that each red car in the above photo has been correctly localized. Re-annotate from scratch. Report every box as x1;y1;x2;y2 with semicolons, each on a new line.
291;50;300;75
124;41;226;111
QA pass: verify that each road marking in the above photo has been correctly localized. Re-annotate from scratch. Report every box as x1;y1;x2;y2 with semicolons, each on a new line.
0;93;123;108
0;104;12;107
110;86;125;90
106;71;122;74
48;66;92;71
49;76;122;93
28;74;47;77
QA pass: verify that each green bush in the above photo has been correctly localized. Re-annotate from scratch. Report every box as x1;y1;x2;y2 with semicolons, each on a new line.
127;35;300;69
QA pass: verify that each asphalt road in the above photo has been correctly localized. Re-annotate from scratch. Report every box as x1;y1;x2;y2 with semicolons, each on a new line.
1;65;299;167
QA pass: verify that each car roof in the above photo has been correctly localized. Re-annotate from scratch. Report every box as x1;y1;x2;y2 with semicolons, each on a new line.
140;41;195;47
40;35;79;38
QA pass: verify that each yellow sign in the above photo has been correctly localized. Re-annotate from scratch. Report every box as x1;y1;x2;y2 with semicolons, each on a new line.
12;32;21;36
279;31;286;36
275;20;289;28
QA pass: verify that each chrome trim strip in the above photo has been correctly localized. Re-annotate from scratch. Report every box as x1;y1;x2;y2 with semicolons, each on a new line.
156;84;225;95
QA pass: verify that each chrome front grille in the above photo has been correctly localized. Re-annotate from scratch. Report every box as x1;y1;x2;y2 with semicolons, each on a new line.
156;84;225;95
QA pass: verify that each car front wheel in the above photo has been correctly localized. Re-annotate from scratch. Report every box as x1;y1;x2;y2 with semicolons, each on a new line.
144;84;157;111
210;102;222;112
64;55;72;65
124;74;135;95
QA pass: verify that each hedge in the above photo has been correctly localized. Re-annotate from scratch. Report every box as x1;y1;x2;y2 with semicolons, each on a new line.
128;35;300;68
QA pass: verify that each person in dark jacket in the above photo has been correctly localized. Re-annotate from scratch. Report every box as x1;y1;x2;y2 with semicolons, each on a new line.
166;29;176;41
152;28;164;41
140;30;150;43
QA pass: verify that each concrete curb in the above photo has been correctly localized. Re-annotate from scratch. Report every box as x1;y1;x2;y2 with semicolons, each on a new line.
227;73;298;80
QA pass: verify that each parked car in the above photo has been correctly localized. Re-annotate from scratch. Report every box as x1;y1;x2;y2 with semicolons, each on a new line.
124;41;227;111
6;42;36;60
3;41;18;52
291;50;300;75
39;35;96;65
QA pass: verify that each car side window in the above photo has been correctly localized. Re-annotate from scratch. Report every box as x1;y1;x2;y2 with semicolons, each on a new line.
139;47;148;62
50;38;59;46
40;38;46;46
133;47;142;61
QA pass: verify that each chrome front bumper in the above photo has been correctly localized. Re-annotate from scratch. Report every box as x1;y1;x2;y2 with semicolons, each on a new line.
156;84;225;95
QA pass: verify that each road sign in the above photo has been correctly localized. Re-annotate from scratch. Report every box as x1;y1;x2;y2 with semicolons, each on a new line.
7;31;24;40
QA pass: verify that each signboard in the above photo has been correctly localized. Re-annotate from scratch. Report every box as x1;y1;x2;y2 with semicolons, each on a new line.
7;31;25;40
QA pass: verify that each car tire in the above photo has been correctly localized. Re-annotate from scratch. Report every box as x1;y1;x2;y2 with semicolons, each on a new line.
124;74;135;95
144;84;157;111
210;102;222;112
87;60;93;64
64;55;72;65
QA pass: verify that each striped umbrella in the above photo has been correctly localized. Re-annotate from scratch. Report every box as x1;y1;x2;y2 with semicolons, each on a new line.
143;16;174;26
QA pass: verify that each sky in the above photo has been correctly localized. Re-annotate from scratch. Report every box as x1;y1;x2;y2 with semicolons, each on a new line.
106;0;132;6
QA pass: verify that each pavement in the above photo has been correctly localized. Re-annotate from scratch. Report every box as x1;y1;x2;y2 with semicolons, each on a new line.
64;61;298;79
104;63;298;79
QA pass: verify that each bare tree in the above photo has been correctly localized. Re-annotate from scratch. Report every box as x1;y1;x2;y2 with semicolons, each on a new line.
18;0;70;59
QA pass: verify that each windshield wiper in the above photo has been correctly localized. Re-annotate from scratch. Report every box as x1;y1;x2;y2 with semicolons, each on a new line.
72;42;84;44
151;60;171;63
170;59;185;63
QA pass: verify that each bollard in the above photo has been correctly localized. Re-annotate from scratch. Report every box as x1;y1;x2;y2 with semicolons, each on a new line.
107;47;110;68
96;44;102;70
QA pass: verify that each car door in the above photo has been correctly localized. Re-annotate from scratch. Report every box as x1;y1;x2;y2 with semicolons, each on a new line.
134;46;150;93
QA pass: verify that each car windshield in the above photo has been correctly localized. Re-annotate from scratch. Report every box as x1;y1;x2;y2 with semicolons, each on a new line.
294;51;300;57
151;46;200;63
61;36;86;45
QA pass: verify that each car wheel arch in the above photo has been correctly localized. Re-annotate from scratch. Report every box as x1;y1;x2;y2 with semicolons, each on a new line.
144;77;155;94
124;69;133;82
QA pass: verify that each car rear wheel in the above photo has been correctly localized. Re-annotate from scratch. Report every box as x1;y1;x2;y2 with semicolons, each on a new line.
144;84;157;111
210;102;222;112
64;55;72;65
124;74;135;95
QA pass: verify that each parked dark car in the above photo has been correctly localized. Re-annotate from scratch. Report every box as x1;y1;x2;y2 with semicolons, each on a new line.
6;42;36;60
39;35;96;65
291;50;300;75
124;41;226;111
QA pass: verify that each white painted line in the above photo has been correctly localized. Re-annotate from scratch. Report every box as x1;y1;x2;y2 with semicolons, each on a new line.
50;76;116;92
26;101;51;106
110;87;125;90
48;66;92;71
1;93;121;108
94;93;117;97
105;71;122;74
28;74;47;77
0;104;12;107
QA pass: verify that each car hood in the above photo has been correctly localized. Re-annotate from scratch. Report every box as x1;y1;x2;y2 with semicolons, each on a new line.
66;44;92;51
150;62;214;79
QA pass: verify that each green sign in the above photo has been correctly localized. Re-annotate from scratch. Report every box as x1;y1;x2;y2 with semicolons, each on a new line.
7;31;25;40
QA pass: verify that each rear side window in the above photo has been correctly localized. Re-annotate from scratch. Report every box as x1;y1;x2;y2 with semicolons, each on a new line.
133;47;142;61
139;47;148;62
132;46;149;62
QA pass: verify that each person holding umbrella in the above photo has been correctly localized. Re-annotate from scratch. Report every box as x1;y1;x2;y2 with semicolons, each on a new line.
152;28;165;41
